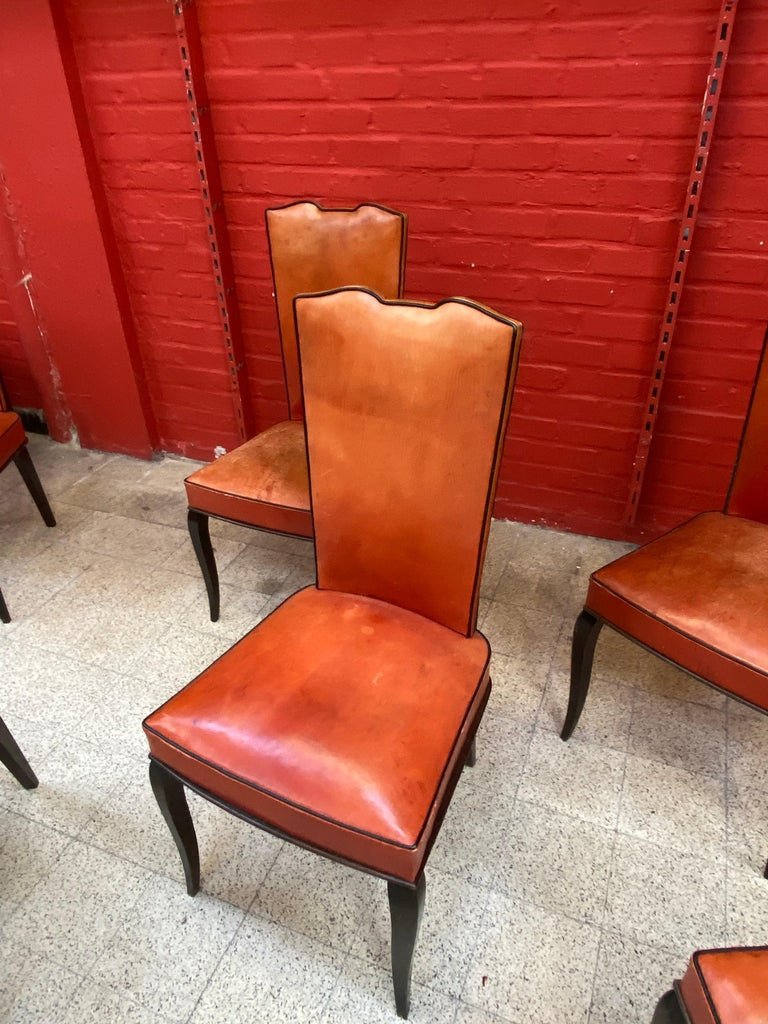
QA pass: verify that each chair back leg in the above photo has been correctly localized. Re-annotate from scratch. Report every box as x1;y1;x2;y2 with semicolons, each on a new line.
0;586;9;624
149;760;201;896
388;874;426;1019
561;610;603;740
13;447;56;527
187;510;220;622
0;715;38;788
650;987;687;1024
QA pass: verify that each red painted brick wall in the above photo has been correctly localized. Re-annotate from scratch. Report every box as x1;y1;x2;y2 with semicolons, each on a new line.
0;265;42;410
59;0;768;539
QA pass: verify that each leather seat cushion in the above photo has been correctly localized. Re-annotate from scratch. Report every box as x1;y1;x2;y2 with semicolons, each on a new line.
679;947;768;1024
184;420;312;536
0;411;25;468
144;586;490;881
587;511;768;709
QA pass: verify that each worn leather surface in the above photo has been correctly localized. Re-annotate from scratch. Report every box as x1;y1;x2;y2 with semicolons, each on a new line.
727;340;768;525
296;289;522;636
588;511;768;709
144;586;490;881
0;411;25;469
679;947;768;1024
184;420;312;536
267;202;406;419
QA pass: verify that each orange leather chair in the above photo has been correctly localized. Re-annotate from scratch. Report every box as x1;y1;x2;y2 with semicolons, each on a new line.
144;288;522;1018
562;336;768;876
0;385;56;623
0;715;38;789
184;201;407;620
651;947;768;1024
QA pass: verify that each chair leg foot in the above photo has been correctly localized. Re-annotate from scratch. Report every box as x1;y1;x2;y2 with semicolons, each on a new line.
149;760;200;896
13;446;56;527
388;874;425;1020
650;988;686;1024
465;737;476;768
187;509;220;622
0;715;38;788
561;609;603;741
0;587;10;624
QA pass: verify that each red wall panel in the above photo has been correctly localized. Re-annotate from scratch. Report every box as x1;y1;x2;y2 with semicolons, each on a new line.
62;0;768;538
0;268;41;410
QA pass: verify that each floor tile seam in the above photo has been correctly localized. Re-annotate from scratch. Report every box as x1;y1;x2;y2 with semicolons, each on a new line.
611;823;728;868
4;865;155;980
482;717;539;894
482;551;516;605
455;1000;520;1024
617;677;728;716
478;882;610;941
183;901;338;1024
595;685;634;942
453;881;496;1007
502;792;620;842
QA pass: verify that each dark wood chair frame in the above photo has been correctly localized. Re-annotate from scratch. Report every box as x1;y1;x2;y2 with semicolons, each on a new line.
562;337;768;879
650;984;690;1024
149;727;480;1018
187;200;408;622
0;715;38;789
152;290;521;1018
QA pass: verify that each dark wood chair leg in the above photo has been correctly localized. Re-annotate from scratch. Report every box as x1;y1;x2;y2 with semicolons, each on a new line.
650;988;686;1024
13;446;56;527
0;586;10;624
187;509;220;622
0;715;38;788
149;760;200;896
465;736;476;768
388;873;426;1019
561;609;603;741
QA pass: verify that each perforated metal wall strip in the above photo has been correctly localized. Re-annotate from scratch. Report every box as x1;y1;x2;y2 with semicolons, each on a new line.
625;0;739;524
171;0;254;443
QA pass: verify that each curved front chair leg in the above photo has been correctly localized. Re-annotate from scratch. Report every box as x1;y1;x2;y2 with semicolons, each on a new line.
388;873;426;1019
0;587;10;624
0;715;38;788
13;446;56;527
187;510;220;622
149;760;200;896
561;610;603;741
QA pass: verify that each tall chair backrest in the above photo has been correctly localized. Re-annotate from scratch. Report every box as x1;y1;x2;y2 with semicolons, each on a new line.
726;329;768;524
295;287;523;637
266;201;407;420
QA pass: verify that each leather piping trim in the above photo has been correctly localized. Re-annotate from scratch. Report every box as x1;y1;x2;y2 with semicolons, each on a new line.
184;477;308;514
183;506;313;544
725;322;768;513
151;677;489;889
144;596;491;851
468;320;522;637
264;200;408;421
149;754;418;886
293;285;523;638
589;535;768;680
590;613;768;717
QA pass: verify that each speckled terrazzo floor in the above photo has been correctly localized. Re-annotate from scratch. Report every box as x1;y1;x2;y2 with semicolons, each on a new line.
1;433;767;1024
